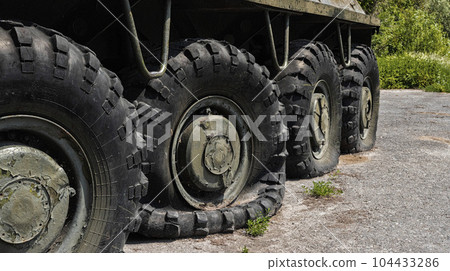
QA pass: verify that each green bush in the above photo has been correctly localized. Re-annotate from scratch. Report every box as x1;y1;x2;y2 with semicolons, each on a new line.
360;0;450;90
378;53;450;92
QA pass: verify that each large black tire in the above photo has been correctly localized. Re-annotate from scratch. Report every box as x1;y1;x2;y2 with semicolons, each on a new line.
277;40;341;178
0;22;147;252
123;39;287;238
340;45;380;153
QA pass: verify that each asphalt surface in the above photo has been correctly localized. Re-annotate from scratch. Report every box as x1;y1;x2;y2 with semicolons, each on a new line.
125;90;450;253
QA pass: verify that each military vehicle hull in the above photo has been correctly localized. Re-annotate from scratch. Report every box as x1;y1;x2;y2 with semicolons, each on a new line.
0;0;380;252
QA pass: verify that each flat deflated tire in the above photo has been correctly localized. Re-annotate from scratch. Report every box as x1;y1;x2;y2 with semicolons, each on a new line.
124;39;287;238
0;22;147;252
277;40;342;178
340;45;380;153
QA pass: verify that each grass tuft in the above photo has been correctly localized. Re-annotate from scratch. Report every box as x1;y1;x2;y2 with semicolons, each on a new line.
246;209;271;237
302;172;343;198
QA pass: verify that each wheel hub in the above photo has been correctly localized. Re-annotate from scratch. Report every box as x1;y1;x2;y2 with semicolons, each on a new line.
0;145;74;248
204;136;234;175
311;92;330;159
179;114;240;191
360;86;373;139
0;178;51;244
171;96;251;210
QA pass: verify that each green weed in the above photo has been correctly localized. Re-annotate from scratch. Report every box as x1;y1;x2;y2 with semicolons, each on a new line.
302;175;343;198
246;209;271;237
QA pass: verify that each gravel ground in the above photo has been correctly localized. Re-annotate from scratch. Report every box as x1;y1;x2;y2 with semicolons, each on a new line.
125;90;450;253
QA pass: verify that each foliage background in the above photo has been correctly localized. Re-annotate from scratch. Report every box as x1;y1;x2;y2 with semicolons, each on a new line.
357;0;450;92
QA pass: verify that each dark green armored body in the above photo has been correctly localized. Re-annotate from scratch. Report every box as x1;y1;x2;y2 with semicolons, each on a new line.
247;0;379;26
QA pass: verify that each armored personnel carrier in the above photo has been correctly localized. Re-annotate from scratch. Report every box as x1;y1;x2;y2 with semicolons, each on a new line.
0;0;380;252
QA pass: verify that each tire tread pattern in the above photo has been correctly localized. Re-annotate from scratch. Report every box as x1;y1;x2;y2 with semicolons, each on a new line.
278;40;341;178
340;45;380;153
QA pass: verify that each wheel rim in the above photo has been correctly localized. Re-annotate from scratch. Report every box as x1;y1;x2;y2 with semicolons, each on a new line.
171;96;252;210
310;80;331;160
0;115;91;252
360;79;373;140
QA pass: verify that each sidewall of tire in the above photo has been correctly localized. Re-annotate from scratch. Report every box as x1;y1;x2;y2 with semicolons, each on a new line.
0;24;144;252
359;54;380;151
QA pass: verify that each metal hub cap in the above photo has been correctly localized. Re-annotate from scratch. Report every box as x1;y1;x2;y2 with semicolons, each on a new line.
311;92;330;159
0;178;51;244
204;136;234;175
360;86;373;139
0;145;73;247
171;96;252;210
179;114;240;192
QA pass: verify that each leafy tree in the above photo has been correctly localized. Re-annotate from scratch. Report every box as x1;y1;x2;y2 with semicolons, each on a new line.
426;0;450;36
357;0;378;14
362;0;450;91
372;0;449;56
358;0;426;14
376;0;426;11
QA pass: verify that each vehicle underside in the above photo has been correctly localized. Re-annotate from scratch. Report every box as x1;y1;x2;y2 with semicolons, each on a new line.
0;0;378;74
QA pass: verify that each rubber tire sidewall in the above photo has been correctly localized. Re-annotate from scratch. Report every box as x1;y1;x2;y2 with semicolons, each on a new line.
0;24;143;252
